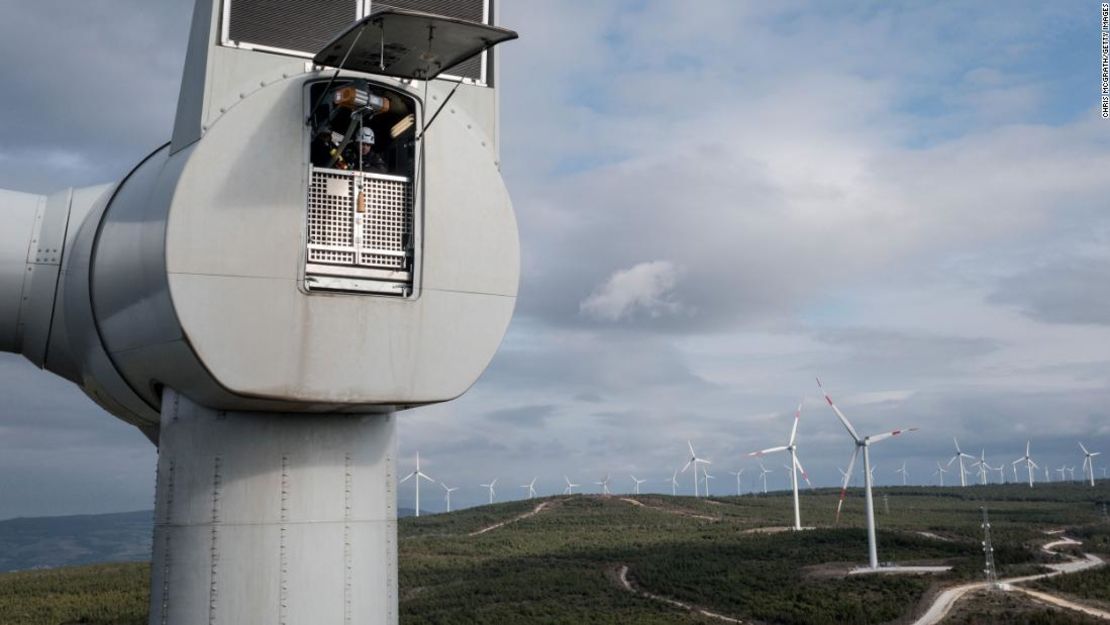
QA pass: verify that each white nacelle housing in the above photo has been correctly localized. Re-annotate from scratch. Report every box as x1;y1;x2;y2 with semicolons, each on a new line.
0;1;520;430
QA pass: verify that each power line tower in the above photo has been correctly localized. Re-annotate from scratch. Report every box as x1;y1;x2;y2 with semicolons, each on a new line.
981;507;999;589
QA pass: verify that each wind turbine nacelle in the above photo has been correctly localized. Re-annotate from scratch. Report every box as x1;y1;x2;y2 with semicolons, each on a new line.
0;3;519;435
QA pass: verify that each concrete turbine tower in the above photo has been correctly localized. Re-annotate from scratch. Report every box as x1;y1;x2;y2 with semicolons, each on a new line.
0;3;519;624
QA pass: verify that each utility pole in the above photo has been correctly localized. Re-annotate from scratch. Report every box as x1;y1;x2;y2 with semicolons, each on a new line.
981;507;999;590
883;492;890;515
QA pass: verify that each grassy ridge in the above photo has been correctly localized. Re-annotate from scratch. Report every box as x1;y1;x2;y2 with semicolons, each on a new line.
0;483;1106;624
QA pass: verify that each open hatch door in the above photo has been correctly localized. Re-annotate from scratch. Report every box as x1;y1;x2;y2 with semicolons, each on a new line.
313;8;518;81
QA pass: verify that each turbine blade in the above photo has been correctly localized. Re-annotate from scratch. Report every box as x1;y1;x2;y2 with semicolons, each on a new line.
794;455;812;486
866;427;918;444
399;472;415;483
681;460;692;473
836;447;861;524
817;378;862;442
750;445;789;456
1080;442;1090;455
789;401;802;446
688;440;696;458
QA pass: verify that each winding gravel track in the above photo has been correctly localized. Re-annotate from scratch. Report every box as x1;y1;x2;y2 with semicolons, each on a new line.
910;533;1107;625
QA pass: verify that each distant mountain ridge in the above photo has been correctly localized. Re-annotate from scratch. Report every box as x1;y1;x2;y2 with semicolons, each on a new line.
0;510;152;572
0;507;416;572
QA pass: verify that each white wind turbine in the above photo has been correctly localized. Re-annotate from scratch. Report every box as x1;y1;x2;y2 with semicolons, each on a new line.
1067;466;1076;481
728;469;745;496
749;401;810;530
758;463;772;494
1044;465;1051;483
595;473;611;495
440;482;459;513
933;461;947;486
702;466;715;496
948;438;975;488
1056;466;1067;481
399;451;435;517
563;475;581;495
1012;441;1038;488
520;477;537;499
972;450;989;485
997;461;1008;484
681;441;711;497
819;378;917;570
481;478;498;505
630;475;646;495
895;461;908;486
1080;443;1101;487
667;468;679;496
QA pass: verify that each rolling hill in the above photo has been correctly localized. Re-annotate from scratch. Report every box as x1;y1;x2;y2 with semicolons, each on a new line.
0;484;1107;624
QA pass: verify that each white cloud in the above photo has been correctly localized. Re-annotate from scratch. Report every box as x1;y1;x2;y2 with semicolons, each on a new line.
579;260;685;322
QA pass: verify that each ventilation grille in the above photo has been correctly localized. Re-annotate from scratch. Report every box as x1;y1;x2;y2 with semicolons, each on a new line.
371;0;487;80
226;0;358;55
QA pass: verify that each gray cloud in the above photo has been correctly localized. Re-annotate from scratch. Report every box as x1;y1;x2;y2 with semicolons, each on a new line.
484;404;557;428
990;257;1110;326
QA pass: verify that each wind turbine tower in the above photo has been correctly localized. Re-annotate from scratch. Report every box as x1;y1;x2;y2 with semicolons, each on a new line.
0;2;520;622
819;378;918;570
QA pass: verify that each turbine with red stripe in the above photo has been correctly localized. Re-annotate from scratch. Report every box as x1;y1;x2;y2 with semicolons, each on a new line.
818;377;917;570
749;400;810;530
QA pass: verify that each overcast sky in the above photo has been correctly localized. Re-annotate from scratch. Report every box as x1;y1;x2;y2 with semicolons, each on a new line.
1;1;1108;518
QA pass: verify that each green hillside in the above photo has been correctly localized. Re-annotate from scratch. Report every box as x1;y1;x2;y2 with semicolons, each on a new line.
0;483;1107;625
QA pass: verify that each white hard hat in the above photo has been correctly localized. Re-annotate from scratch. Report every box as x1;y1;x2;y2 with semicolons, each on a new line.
358;127;375;145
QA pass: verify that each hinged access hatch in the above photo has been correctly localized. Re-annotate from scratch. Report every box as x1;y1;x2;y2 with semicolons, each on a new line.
313;8;518;81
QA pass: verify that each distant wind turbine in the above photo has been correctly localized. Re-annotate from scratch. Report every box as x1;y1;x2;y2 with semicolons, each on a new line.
667;468;679;496
819;377;918;570
440;482;459;513
972;450;989;485
749;400;811;530
895;461;908;486
758;463;771;494
728;469;745;496
399;451;435;517
595;473;611;495
702;466;715;496
1080;443;1101;487
520;477;537;499
1056;466;1067;481
948;438;975;488
480;478;498;505
630;475;646;495
933;461;947;486
681;441;710;497
563;475;580;495
1012;441;1038;488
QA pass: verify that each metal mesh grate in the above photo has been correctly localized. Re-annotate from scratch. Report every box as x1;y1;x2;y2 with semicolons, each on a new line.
307;168;413;275
359;179;412;268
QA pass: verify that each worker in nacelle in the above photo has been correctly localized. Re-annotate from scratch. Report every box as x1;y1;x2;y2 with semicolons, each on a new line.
345;126;388;174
